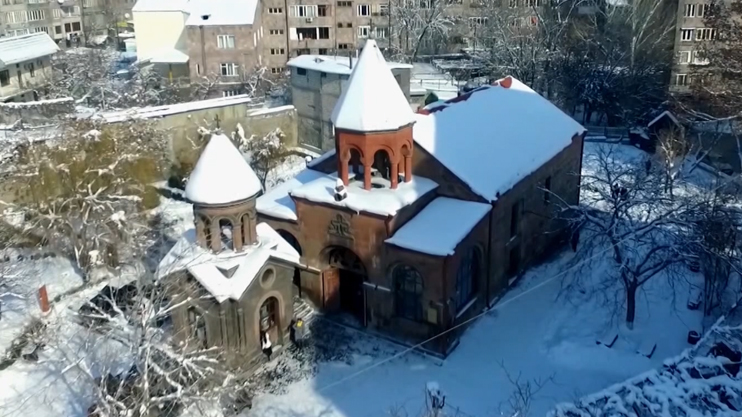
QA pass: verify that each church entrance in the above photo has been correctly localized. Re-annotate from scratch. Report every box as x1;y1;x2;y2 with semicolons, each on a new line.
322;246;366;325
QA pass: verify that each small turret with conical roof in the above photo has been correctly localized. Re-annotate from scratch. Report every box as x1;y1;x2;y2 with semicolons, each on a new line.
331;40;416;191
185;133;262;252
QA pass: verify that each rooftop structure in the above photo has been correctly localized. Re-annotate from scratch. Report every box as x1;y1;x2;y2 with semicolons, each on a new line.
330;40;416;133
0;33;59;69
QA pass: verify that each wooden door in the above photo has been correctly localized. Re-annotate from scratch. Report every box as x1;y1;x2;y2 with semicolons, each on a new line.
323;268;340;312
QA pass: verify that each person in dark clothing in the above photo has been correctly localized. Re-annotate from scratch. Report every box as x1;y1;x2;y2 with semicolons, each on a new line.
260;331;272;361
294;318;306;348
289;319;297;345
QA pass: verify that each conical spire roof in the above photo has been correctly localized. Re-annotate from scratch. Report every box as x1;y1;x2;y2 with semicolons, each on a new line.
331;40;415;132
185;133;262;205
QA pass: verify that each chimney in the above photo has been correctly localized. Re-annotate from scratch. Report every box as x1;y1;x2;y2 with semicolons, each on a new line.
334;178;348;201
38;285;50;314
348;52;353;70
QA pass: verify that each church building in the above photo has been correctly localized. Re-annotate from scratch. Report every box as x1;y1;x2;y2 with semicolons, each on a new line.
158;133;302;366
256;40;587;355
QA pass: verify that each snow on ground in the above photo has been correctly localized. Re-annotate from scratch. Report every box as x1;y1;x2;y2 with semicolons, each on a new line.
0;253;83;353
246;245;703;417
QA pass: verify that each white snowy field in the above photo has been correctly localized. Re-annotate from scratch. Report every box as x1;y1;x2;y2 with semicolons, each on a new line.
246;247;703;417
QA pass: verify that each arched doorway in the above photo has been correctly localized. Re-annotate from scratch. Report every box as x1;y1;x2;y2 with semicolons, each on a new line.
259;296;280;349
322;246;367;324
276;229;303;296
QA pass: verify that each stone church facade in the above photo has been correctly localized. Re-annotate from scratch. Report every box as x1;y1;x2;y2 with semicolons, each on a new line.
256;40;586;355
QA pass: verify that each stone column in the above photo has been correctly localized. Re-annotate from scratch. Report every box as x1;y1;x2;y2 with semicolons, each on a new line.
339;148;350;186
404;156;412;183
232;219;244;252
363;153;373;190
390;158;399;189
195;215;206;247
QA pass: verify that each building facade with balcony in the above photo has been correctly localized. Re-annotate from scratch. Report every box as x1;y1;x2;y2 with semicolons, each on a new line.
670;0;717;92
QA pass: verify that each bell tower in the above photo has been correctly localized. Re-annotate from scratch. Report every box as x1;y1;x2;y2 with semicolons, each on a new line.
330;40;416;190
185;134;263;253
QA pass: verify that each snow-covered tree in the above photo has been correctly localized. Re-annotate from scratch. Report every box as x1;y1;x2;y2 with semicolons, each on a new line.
4;120;169;276
557;0;675;124
48;48;180;110
655;127;690;197
563;146;701;327
234;127;291;189
388;0;455;61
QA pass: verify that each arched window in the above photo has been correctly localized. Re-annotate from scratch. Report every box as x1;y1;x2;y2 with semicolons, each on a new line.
350;149;362;176
259;297;278;332
187;307;207;348
219;218;233;250
203;217;212;248
373;150;391;180
277;229;302;256
393;264;423;321
455;247;480;312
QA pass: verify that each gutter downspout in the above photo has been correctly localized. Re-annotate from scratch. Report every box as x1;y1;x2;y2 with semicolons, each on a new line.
485;201;495;309
199;25;206;76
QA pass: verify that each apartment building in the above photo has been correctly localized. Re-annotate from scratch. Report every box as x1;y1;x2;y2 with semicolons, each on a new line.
671;0;716;92
184;0;264;96
0;0;134;45
0;32;59;101
261;0;393;70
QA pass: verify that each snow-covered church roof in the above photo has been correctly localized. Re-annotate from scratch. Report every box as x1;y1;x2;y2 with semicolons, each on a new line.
330;40;416;133
185;133;262;205
157;223;301;303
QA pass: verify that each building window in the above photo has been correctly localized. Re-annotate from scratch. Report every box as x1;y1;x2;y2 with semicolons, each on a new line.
678;50;692;64
675;73;688;86
379;3;389;15
187;308;207;348
217;34;235;49
508;0;517;7
269;29;284;35
338;43;352;49
543;176;551;204
65;23;72;32
393;264;424;321
268;7;283;13
290;5;318;17
698;4;709;17
511;18;524;27
318;48;328;54
683;3;696;17
680;28;694;41
27;63;35;77
693;51;709;65
271;67;284;74
696;28;716;41
510;199;522;238
357;25;370;38
345;22;353;27
33;26;49;34
374;27;388;38
0;70;9;87
72;22;81;31
525;0;540;6
455;247;480;312
296;67;307;75
220;63;238;76
529;15;538;26
27;9;45;21
270;48;285;55
357;4;370;16
337;1;352;6
54;25;62;34
319;27;330;39
468;17;488;28
222;90;241;97
318;4;329;16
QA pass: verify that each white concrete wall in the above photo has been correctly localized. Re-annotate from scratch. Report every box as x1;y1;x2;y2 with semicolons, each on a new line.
0;56;54;101
133;10;189;61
